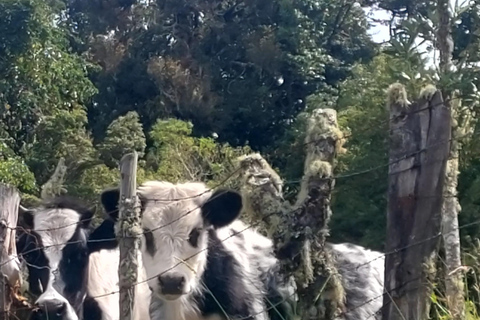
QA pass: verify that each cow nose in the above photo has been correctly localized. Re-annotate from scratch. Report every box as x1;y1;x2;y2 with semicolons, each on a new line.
35;299;67;318
158;274;186;295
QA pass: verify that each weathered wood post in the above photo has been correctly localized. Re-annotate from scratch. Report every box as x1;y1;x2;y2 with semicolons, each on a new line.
239;108;346;319
117;152;141;320
382;84;451;320
0;184;22;320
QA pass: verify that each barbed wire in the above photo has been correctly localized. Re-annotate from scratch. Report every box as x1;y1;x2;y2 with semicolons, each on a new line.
12;105;478;239
10;95;469;239
11;91;463;229
287;123;477;186
6;113;477;275
13;166;244;234
11;195;480;317
298;92;463;150
5;93;477;319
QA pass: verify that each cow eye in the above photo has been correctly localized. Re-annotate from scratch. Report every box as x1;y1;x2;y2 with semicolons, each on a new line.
188;228;201;248
143;228;156;256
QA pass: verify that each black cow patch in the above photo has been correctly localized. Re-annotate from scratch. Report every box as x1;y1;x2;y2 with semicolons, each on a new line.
195;229;255;320
17;231;49;296
87;219;118;254
83;295;103;320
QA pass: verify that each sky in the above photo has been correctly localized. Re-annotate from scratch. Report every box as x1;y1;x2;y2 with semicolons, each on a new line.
365;7;391;44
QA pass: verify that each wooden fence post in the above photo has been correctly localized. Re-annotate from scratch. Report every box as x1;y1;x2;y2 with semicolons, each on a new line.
117;152;141;320
0;184;21;320
239;108;346;319
382;84;451;320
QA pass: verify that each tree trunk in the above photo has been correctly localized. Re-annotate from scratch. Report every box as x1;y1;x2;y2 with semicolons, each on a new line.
436;0;465;318
441;93;466;320
382;84;451;320
238;108;346;319
117;152;141;320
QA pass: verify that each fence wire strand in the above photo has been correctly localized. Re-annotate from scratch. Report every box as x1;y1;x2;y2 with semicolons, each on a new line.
4;94;478;318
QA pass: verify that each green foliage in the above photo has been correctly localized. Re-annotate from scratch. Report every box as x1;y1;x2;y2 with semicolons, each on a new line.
25;108;96;185
325;54;395;249
458;155;480;244
66;163;119;226
148;118;251;188
277;53;433;250
99;111;146;168
0;143;37;193
69;0;376;152
0;0;97;155
66;164;118;203
5;0;480;316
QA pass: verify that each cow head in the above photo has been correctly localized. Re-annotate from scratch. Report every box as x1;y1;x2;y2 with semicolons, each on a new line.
17;197;94;320
100;181;242;302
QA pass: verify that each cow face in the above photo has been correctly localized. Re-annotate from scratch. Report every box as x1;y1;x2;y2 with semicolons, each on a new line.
100;181;242;302
17;197;94;320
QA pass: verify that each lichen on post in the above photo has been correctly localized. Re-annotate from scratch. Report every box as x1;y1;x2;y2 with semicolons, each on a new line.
238;108;346;319
289;108;346;319
117;152;142;320
383;83;451;320
40;157;67;199
238;153;286;238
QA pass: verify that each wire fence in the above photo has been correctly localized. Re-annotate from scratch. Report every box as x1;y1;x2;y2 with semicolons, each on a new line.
8;201;480;320
3;95;477;320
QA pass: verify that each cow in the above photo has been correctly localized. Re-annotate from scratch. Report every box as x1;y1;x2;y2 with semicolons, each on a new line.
85;195;151;320
100;180;386;320
100;180;296;320
17;196;94;320
16;195;151;320
328;242;384;320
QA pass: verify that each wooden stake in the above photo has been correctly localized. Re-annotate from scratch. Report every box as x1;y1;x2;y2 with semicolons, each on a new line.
383;84;451;320
117;152;141;320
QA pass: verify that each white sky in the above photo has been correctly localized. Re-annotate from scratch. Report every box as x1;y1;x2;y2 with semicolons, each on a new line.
365;8;391;44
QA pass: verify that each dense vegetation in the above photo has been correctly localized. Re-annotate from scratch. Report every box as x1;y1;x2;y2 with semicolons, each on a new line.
3;0;480;317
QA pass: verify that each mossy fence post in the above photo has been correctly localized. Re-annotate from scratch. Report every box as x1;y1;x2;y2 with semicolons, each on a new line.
40;157;67;199
238;108;346;319
382;84;451;320
0;184;22;320
117;152;141;320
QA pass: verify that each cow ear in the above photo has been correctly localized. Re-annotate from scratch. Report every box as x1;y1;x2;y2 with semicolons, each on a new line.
16;231;29;255
201;189;242;229
101;188;120;221
21;208;35;229
80;206;96;229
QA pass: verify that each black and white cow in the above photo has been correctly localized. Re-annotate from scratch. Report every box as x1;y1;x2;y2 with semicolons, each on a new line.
327;242;384;320
100;181;296;320
17;197;94;320
16;195;151;320
85;194;151;320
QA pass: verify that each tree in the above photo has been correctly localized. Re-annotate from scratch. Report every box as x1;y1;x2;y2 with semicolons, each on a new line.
275;53;433;250
25;108;97;186
361;1;480;317
99;111;146;168
66;0;377;153
0;0;97;157
147;118;251;188
0;143;37;194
